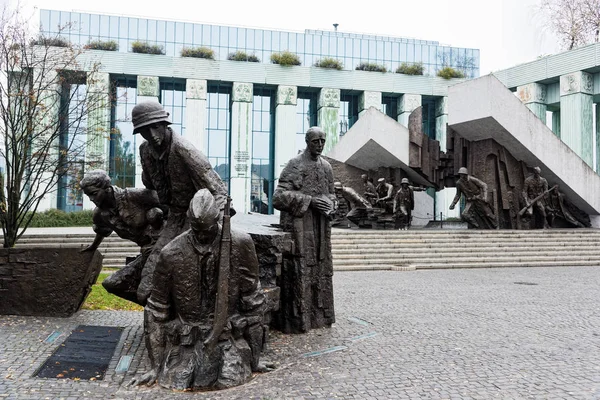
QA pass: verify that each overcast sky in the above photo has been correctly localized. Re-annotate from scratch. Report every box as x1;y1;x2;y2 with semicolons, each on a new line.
14;0;561;75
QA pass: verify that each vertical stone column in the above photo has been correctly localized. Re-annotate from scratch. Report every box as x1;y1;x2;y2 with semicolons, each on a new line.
435;97;449;151
433;96;458;219
552;111;561;138
397;94;421;127
317;88;340;155
84;72;111;210
358;91;382;117
184;79;207;154
596;105;600;173
517;83;547;124
560;71;594;167
135;75;160;188
230;82;253;215
33;69;60;211
274;85;297;183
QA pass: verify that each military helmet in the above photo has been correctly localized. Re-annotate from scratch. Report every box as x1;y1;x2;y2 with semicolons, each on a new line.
333;181;343;189
458;167;468;175
131;101;171;134
401;178;409;185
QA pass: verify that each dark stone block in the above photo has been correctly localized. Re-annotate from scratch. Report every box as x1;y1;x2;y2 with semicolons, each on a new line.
0;247;103;317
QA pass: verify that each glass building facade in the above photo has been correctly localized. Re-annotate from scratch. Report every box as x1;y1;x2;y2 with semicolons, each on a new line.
40;10;480;78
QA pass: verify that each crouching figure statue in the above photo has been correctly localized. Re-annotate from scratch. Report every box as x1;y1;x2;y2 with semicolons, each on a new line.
131;189;271;390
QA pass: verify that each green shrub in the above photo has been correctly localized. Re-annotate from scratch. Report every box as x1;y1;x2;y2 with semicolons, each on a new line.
30;36;70;47
181;46;215;59
84;40;118;51
355;62;387;72
131;41;165;55
437;66;465;79
270;51;301;66
395;62;424;75
27;209;94;227
227;50;260;62
314;57;343;70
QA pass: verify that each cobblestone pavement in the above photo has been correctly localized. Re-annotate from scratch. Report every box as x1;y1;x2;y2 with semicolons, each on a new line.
3;267;600;399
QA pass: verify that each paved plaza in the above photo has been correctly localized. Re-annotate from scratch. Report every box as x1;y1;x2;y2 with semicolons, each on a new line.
3;267;600;399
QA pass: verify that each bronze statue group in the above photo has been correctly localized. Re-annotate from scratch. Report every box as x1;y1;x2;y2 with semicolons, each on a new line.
81;102;586;392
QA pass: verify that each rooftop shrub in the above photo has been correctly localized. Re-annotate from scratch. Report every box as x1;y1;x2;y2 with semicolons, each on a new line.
30;36;70;47
355;62;387;72
84;40;118;51
395;62;424;75
437;66;465;79
270;51;301;66
131;41;165;55
227;50;260;62
181;46;215;59
314;57;343;70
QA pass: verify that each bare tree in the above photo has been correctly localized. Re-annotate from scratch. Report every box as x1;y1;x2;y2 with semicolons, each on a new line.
580;0;600;43
538;0;590;50
0;4;106;247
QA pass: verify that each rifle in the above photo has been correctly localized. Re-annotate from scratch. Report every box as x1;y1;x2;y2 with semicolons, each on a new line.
518;185;558;216
204;196;232;351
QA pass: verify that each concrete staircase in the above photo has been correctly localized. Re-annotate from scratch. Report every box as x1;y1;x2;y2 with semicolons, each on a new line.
15;234;138;269
332;228;600;270
14;228;600;271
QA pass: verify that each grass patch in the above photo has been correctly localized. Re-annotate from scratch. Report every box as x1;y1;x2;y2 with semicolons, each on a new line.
82;273;143;311
131;41;165;55
314;57;343;70
227;50;260;62
437;66;465;79
181;46;215;59
270;51;301;66
355;62;387;72
27;209;93;227
84;40;118;51
395;62;424;75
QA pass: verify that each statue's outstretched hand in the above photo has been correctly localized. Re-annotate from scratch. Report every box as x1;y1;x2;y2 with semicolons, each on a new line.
129;369;158;387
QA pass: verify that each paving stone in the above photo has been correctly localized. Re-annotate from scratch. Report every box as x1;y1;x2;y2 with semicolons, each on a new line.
3;267;600;398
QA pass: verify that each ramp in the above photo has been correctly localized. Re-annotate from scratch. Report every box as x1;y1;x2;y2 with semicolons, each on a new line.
448;75;600;217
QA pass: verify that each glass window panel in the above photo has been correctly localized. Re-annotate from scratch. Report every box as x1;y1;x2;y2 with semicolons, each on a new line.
203;25;211;45
237;28;245;49
50;10;60;31
175;43;184;56
254;30;262;49
193;24;202;43
276;32;285;50
228;27;237;47
360;40;368;58
185;23;193;43
166;43;175;56
246;29;254;49
138;19;147;38
313;36;320;54
40;10;50;31
166;21;175;41
352;39;360;58
211;25;220;46
399;43;407;61
118;17;128;38
60;11;71;31
209;108;218;129
305;35;312;53
263;30;271;49
384;42;391;61
128;18;138;38
147;19;157;41
368;40;376;59
89;14;99;37
108;15;118;37
176;22;184;43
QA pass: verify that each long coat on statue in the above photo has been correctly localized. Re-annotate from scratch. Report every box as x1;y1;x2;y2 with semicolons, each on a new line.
272;149;336;333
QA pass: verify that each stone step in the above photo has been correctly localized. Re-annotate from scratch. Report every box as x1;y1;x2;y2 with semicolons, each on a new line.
331;228;600;235
334;260;600;270
332;250;600;259
332;244;600;252
332;255;600;266
331;236;600;244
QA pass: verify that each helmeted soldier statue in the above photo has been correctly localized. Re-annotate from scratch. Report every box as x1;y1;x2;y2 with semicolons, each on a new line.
522;166;552;229
449;167;497;229
393;178;416;230
131;101;229;304
375;177;394;214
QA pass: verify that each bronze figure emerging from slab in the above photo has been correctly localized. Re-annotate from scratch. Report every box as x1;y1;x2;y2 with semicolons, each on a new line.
449;167;497;229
